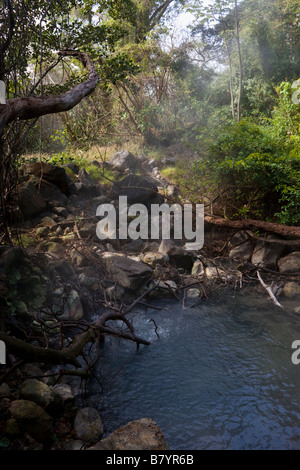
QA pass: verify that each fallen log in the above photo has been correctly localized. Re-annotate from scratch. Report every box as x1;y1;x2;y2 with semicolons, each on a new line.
204;216;300;239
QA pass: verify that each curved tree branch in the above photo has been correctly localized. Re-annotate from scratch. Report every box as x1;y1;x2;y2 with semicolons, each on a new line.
0;50;99;138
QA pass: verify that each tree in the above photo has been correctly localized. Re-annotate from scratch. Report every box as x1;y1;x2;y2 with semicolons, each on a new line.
0;0;140;243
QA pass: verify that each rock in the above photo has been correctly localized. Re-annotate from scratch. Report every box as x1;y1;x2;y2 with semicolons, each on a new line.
149;280;177;298
53;206;68;218
158;239;179;255
9;399;53;442
64;440;85;450
251;239;285;270
62;290;84;321
278;252;300;274
167;246;194;271
295;306;300;314
51;384;74;406
186;288;201;298
51;259;74;279
101;252;153;290
74;407;103;442
71;251;88;268
38;179;68;206
124;238;145;253
141;252;168;268
17;179;47;217
109;150;140;172
19;379;63;416
78;168;93;186
205;266;228;281
40;216;56;228
229;230;254;248
0;383;10;397
88;418;169;450
15;300;28;315
282;281;300;298
144;241;160;253
229;241;253;263
36;226;49;237
192;260;204;275
112;174;158;204
106;284;126;301
5;418;20;437
19;162;69;194
166;185;178;197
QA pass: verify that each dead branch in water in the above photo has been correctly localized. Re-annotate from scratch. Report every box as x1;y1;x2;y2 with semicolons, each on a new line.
257;270;283;308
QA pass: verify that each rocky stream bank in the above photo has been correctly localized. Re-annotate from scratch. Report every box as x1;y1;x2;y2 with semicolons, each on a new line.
0;150;299;450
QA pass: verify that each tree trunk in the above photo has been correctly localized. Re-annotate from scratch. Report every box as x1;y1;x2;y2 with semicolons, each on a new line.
0;50;99;139
205;215;300;239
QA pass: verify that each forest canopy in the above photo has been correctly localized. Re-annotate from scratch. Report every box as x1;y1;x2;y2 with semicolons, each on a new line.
0;0;300;230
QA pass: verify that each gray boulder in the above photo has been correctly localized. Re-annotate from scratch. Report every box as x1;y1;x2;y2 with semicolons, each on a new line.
101;252;153;290
17;179;47;217
141;252;168;268
19;379;63;415
229;241;253;262
87;418;169;450
278;251;300;273
251;239;285;270
74;407;103;442
112;174;158;204
110;150;140;172
9;399;53;442
19;162;69;194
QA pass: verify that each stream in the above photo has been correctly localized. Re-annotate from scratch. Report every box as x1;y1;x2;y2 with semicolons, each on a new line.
88;288;300;450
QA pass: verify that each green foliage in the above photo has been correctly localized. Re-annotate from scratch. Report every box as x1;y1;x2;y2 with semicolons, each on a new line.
186;87;300;224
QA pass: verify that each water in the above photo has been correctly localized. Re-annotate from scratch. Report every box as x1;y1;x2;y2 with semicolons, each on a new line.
90;289;300;450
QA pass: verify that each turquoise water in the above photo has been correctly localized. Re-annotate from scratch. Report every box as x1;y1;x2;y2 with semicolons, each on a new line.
91;290;300;450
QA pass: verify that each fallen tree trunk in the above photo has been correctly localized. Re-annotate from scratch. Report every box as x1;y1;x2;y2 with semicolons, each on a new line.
204;216;300;239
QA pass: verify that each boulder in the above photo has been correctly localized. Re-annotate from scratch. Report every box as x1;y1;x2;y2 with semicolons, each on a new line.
9;399;53;442
278;252;300;274
141;252;168;268
19;162;69;194
52;206;68;218
144;241;160;253
19;379;63;415
78;168;93;186
251;239;285;270
38;178;68;207
191;259;204;275
62;289;84;321
17;180;47;217
149;280;177;298
229;241;253;263
229;230;254;248
167;246;194;271
101;252;153;290
112;174;158;204
124;239;144;253
205;266;228;281
51;384;74;407
87;418;169;450
74;407;103;442
282;281;300;298
109;150;140;172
